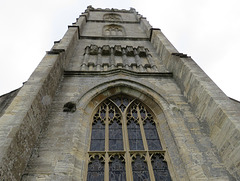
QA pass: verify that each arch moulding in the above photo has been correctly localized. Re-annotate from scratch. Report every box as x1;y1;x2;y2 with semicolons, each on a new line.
71;78;190;180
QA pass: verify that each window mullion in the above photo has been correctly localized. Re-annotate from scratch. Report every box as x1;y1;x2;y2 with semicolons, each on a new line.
136;105;148;150
137;105;155;181
122;111;134;181
105;105;109;181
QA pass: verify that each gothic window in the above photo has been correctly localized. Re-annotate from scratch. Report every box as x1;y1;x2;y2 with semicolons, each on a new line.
109;154;126;180
127;103;144;150
103;24;125;36
103;13;122;21
87;154;105;181
151;153;172;181
132;154;150;180
90;104;106;151
108;104;123;150
87;95;171;180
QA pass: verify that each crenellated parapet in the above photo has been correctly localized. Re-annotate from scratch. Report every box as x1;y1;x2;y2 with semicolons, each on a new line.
85;5;135;13
81;44;158;72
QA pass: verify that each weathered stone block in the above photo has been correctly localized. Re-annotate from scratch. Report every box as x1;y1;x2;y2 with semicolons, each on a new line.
89;44;98;55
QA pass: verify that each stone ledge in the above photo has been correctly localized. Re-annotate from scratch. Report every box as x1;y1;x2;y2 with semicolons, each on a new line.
46;49;65;54
68;26;80;39
64;69;173;77
86;20;140;24
80;36;149;41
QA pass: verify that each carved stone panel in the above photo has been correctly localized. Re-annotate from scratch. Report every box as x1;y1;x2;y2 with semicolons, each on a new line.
103;24;125;36
81;45;158;72
103;13;122;21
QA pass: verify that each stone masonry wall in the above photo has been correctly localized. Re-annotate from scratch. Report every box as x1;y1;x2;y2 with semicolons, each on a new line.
22;74;234;180
0;25;79;180
0;89;20;118
151;29;240;179
1;6;239;181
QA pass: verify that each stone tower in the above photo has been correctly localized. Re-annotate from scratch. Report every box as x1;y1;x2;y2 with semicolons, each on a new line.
0;6;239;181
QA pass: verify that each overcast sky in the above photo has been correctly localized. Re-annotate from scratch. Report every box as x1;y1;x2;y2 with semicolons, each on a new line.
1;0;240;101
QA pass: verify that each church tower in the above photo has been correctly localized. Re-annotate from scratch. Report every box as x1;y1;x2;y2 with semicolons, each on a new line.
0;6;239;180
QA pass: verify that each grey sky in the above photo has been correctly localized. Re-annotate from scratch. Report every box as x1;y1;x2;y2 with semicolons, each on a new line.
0;0;240;101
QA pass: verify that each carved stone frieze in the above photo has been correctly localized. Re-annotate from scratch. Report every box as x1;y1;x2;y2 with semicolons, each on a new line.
81;44;158;72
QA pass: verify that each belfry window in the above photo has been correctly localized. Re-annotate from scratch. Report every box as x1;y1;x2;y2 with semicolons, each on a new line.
87;95;171;181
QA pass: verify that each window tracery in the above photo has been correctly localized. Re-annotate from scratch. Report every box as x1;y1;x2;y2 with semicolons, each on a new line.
109;154;126;180
127;104;144;150
90;105;106;151
131;154;150;180
87;95;171;180
87;154;105;181
151;153;171;181
103;24;125;36
109;106;123;150
103;13;122;21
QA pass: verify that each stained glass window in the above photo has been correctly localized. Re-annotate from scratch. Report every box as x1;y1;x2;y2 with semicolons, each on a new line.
127;120;144;150
87;95;171;180
109;104;123;150
87;155;105;181
144;120;162;150
132;154;150;181
151;153;171;181
109;154;126;181
90;106;105;151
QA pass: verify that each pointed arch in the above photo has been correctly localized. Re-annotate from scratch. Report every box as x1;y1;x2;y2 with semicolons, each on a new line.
71;79;188;180
87;93;172;180
76;78;171;113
